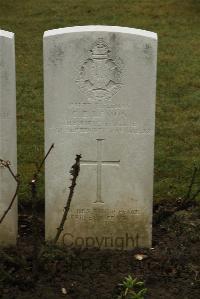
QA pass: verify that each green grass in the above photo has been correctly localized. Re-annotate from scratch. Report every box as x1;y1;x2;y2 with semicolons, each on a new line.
0;0;199;203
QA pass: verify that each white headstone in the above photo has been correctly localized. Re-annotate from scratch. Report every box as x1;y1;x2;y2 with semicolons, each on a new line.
0;30;17;245
44;26;157;249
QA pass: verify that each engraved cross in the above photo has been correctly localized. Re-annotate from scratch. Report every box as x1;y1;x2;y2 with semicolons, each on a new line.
80;139;120;203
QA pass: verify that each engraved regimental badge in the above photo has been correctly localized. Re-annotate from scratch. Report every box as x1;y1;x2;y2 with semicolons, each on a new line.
77;38;123;102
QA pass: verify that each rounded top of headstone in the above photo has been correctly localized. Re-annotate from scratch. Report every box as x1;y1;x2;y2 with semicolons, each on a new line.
0;29;14;39
44;25;157;40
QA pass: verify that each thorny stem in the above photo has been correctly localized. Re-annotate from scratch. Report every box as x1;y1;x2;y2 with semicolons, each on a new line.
54;154;81;244
0;160;20;225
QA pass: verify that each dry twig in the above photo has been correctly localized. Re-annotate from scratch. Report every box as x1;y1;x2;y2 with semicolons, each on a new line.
185;166;198;201
30;143;54;280
0;160;20;224
54;154;81;244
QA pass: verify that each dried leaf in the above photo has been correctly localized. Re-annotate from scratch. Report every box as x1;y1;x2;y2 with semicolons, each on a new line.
134;254;148;261
61;287;67;295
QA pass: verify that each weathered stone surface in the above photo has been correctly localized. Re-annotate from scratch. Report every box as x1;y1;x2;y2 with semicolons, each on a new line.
44;26;157;249
0;30;17;245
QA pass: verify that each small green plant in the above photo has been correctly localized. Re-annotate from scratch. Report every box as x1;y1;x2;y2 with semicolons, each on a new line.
117;275;147;299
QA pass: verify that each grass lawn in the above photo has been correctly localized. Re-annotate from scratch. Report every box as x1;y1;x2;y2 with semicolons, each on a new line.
0;0;199;203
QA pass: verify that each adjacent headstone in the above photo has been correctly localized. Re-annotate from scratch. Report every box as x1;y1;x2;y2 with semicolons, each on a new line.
44;26;157;249
0;30;17;245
